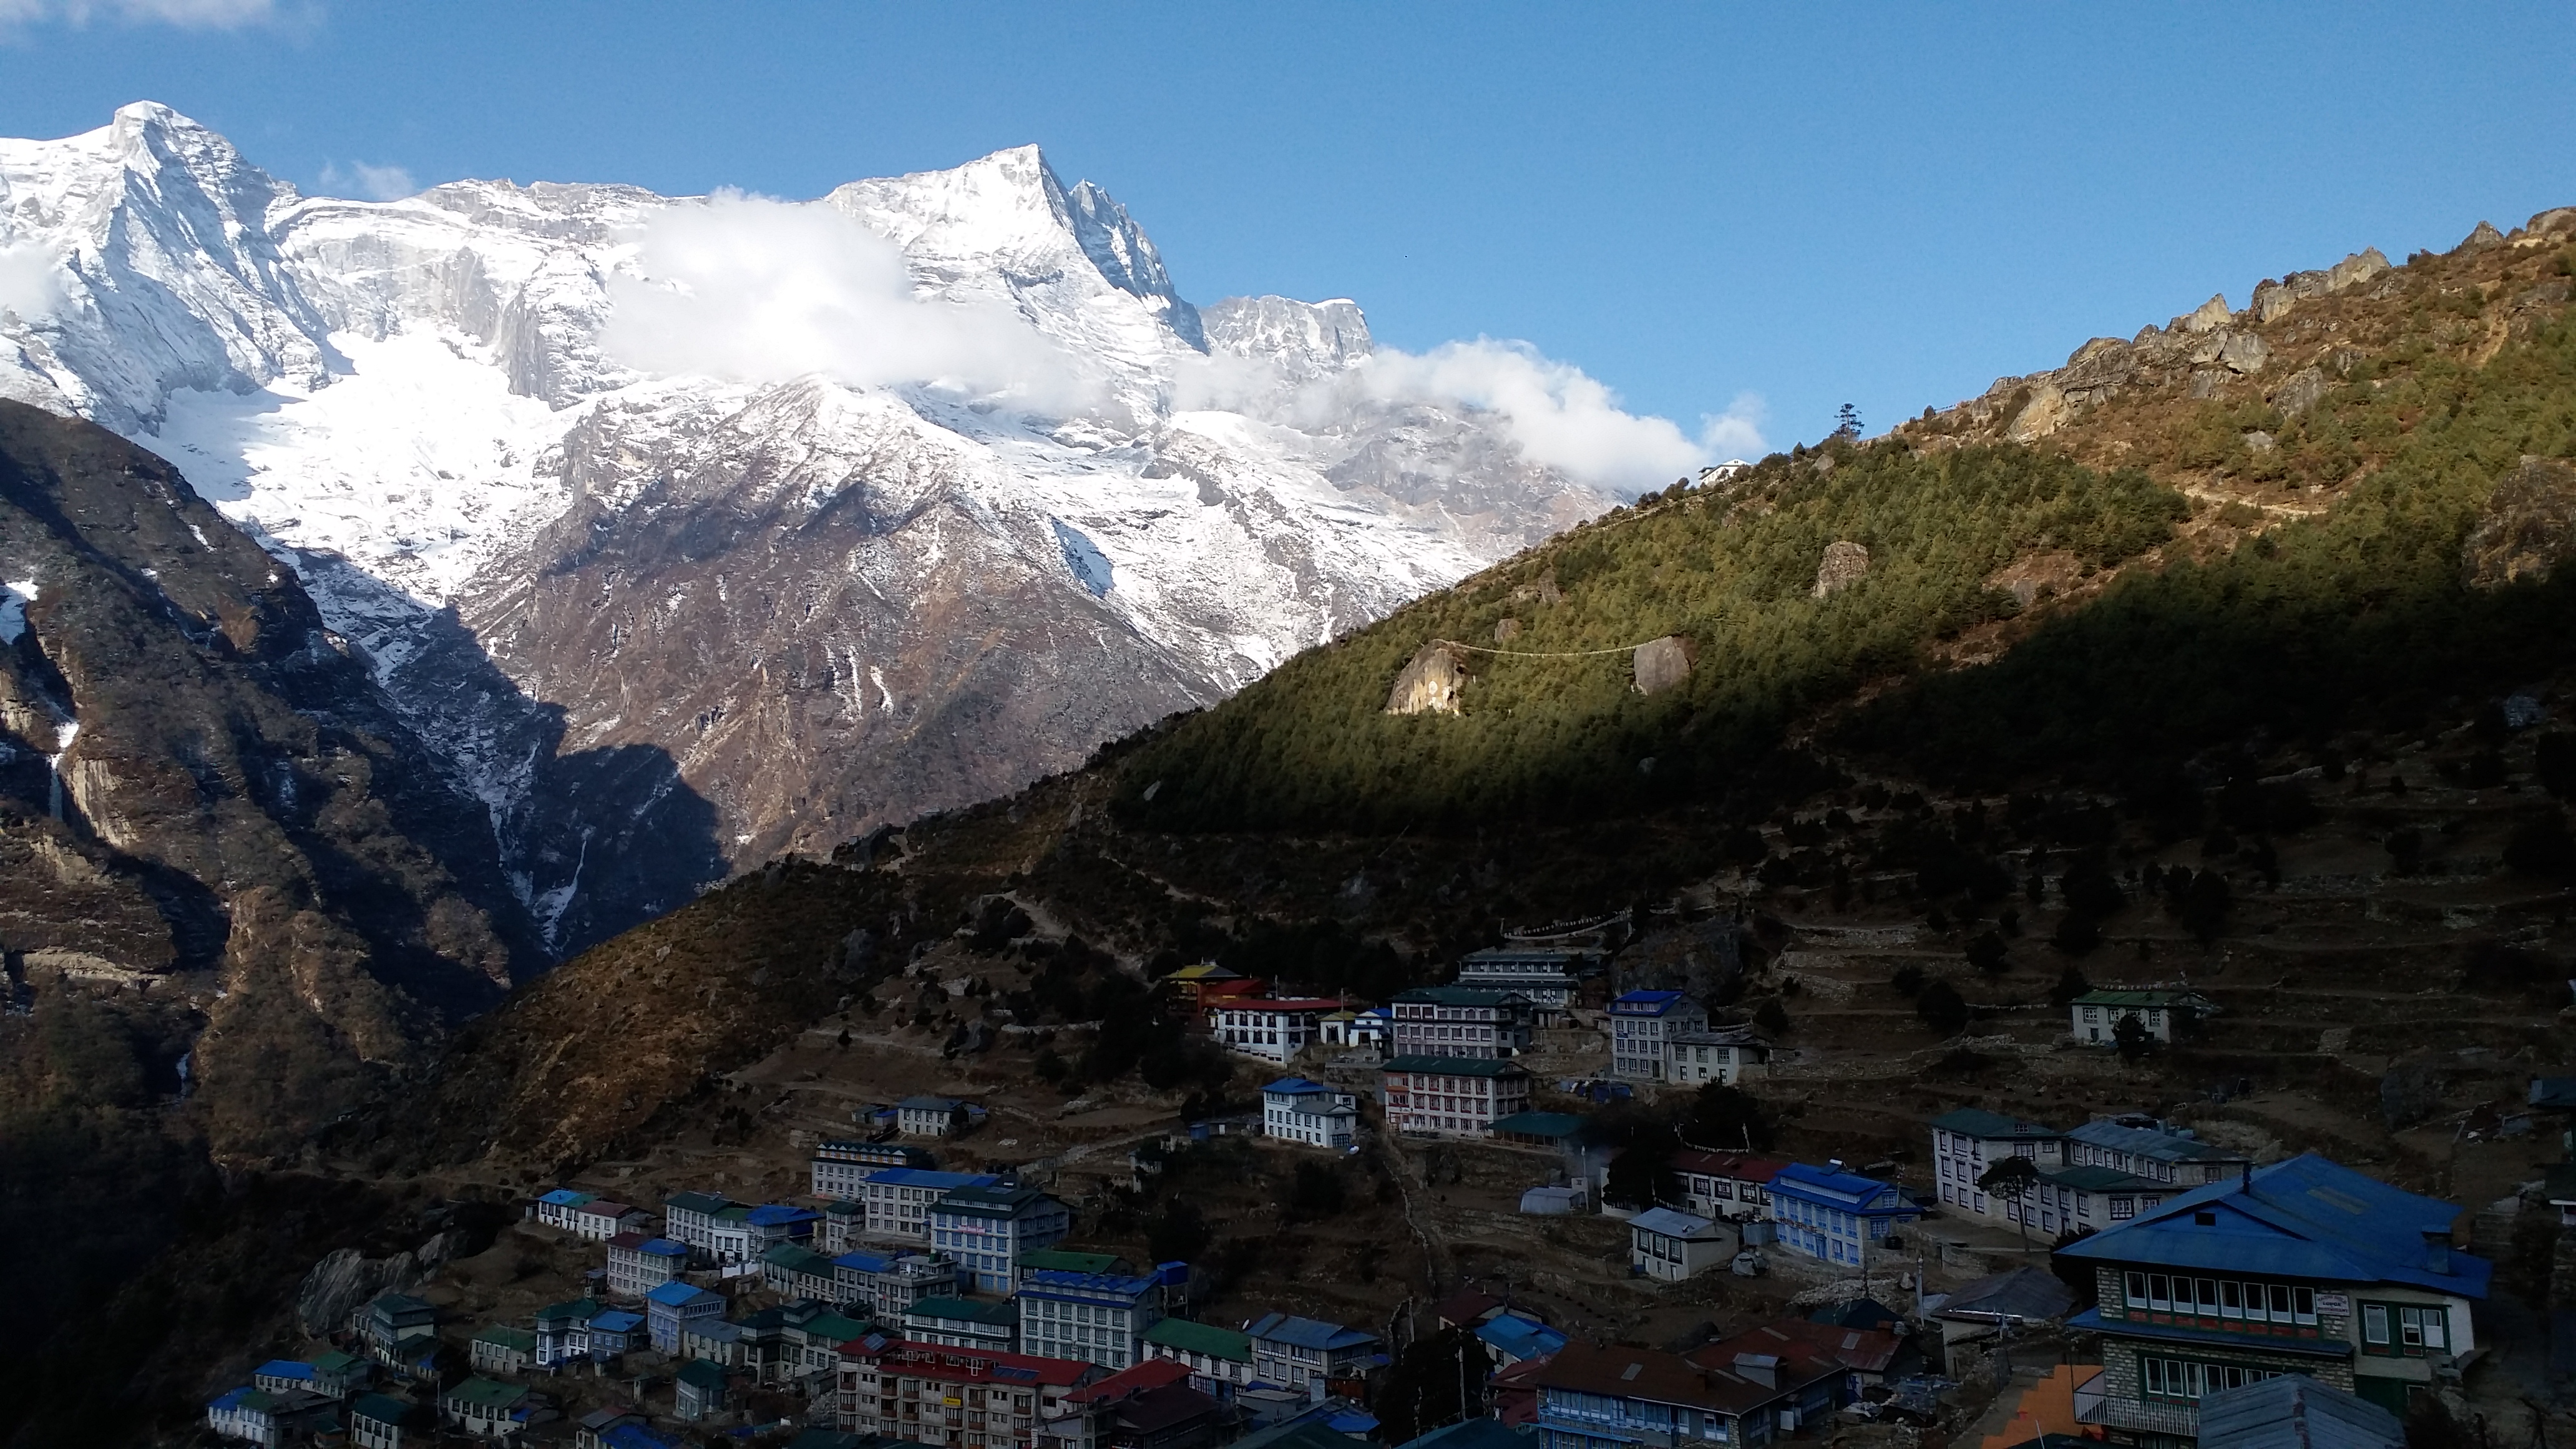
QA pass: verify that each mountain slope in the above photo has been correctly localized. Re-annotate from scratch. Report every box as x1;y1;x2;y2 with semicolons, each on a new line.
0;104;1623;954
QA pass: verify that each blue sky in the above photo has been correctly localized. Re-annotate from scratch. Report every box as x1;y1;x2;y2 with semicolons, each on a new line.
4;1;2572;454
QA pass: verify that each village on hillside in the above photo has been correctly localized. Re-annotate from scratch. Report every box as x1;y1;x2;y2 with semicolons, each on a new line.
197;912;2567;1449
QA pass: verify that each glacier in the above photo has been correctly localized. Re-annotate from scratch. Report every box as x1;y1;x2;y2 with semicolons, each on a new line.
0;102;1636;954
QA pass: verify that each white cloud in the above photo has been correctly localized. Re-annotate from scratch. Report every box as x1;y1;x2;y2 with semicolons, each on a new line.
1181;334;1764;495
0;0;276;27
600;191;1097;412
0;241;65;321
315;160;416;202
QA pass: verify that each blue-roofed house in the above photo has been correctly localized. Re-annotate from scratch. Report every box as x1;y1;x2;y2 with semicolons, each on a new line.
1606;990;1706;1081
589;1309;646;1357
861;1166;1003;1241
531;1186;594;1231
1017;1268;1165;1369
746;1203;821;1256
1767;1163;1921;1268
2057;1153;2491;1435
832;1246;956;1319
1475;1312;1569;1368
1246;1312;1380;1390
208;1385;320;1445
251;1360;316;1396
645;1282;727;1355
606;1232;690;1297
1262;1077;1359;1150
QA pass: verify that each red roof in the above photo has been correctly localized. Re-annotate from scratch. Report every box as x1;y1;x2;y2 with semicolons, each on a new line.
1214;998;1344;1013
1530;1340;1836;1415
839;1338;1098;1388
579;1200;637;1217
1198;979;1268;1000
1068;1357;1193;1403
1669;1151;1791;1184
1694;1319;1901;1377
606;1230;653;1251
1432;1289;1504;1327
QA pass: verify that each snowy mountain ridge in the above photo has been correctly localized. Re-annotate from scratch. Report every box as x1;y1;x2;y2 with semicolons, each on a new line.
0;102;1690;953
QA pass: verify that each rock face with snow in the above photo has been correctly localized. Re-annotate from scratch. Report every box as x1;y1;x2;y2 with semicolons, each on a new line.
0;104;1617;956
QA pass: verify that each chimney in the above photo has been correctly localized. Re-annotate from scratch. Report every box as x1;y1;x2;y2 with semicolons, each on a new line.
2239;1161;2253;1194
2424;1229;2452;1275
1733;1353;1779;1388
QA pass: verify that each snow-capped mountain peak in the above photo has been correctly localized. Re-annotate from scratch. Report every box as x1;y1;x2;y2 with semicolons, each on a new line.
0;103;1621;955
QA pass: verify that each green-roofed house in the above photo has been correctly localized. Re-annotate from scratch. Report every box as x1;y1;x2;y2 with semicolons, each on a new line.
676;1359;731;1422
783;1308;875;1381
438;1378;534;1440
1020;1247;1128;1276
899;1295;1018;1351
1143;1317;1256;1397
348;1392;421;1449
761;1242;840;1300
309;1349;369;1400
1929;1108;2067;1224
1490;1111;1588;1147
2069;989;2218;1046
1389;986;1536;1060
470;1325;537;1377
1382;1054;1533;1138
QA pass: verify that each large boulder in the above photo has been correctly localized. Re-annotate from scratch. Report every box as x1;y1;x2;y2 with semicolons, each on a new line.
1812;541;1871;598
2464;457;2576;587
1385;642;1470;716
1631;636;1697;695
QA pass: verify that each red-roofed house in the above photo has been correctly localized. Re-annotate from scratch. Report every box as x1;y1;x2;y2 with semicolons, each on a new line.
569;1199;650;1241
836;1337;1102;1444
1670;1151;1791;1221
1044;1359;1223;1449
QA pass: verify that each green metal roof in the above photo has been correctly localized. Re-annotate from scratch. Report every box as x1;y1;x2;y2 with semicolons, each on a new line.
904;1295;1017;1325
679;1359;729;1390
1144;1317;1252;1361
763;1243;837;1276
1383;1054;1528;1076
442;1378;528;1410
1490;1110;1587;1139
473;1325;538;1351
348;1393;412;1427
1929;1107;2059;1139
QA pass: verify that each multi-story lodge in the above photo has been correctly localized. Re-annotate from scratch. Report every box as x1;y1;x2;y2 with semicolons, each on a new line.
1388;987;1534;1059
1767;1163;1921;1269
1261;1078;1358;1150
928;1184;1071;1293
1670;1151;1789;1222
834;1338;1100;1445
1662;1027;1768;1086
1455;947;1594;1018
861;1169;1002;1242
1929;1108;2067;1221
2062;1153;2490;1437
812;1139;937;1199
1607;991;1708;1081
1382;1055;1533;1138
2070;989;2219;1046
1245;1313;1380;1391
832;1247;957;1321
1525;1339;1843;1449
1208;998;1343;1064
1017;1269;1164;1371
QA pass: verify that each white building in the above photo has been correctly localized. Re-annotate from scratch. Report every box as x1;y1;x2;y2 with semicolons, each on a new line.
605;1232;690;1297
1382;1055;1533;1138
1319;1008;1390;1051
1455;947;1589;1016
1670;1150;1790;1221
859;1168;1001;1241
1209;998;1342;1064
1245;1313;1380;1391
897;1095;973;1136
1607;990;1708;1081
1662;1026;1769;1086
811;1138;934;1199
530;1188;593;1232
1143;1317;1257;1396
1388;987;1533;1059
661;1191;741;1256
1262;1077;1359;1149
1016;1269;1164;1370
832;1248;957;1320
2069;989;2217;1045
927;1184;1070;1293
568;1199;646;1241
1929;1108;2067;1222
1629;1207;1735;1282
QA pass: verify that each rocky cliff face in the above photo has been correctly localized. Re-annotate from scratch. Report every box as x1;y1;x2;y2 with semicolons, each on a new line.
0;401;535;1163
0;105;1622;956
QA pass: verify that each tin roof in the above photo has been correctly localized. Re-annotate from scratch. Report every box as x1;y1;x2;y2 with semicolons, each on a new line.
2195;1373;2404;1449
2056;1153;2490;1297
1382;1054;1528;1078
1630;1206;1724;1239
1144;1317;1252;1361
1244;1312;1376;1352
1928;1108;2061;1139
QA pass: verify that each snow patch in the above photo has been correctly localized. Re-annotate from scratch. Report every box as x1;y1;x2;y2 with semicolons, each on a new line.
1050;519;1115;597
0;577;34;643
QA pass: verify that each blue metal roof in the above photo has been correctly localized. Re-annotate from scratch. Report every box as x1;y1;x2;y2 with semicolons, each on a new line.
1264;1076;1332;1095
255;1360;313;1380
2067;1120;2235;1163
539;1188;592;1206
832;1250;894;1273
590;1310;644;1332
1609;990;1690;1015
1629;1207;1721;1239
1772;1163;1912;1212
1475;1314;1568;1362
2056;1153;2491;1298
1021;1269;1158;1297
637;1237;688;1257
746;1204;818;1226
645;1282;721;1307
1246;1311;1377;1351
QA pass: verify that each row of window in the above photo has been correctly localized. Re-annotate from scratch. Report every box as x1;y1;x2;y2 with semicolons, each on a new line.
2124;1273;2319;1326
2363;1303;2449;1355
2140;1357;2284;1402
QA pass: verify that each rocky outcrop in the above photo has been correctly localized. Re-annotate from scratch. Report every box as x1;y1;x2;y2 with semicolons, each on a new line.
293;1232;462;1337
1812;541;1871;598
1631;635;1695;695
0;401;536;1163
1385;643;1470;715
2464;457;2576;587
